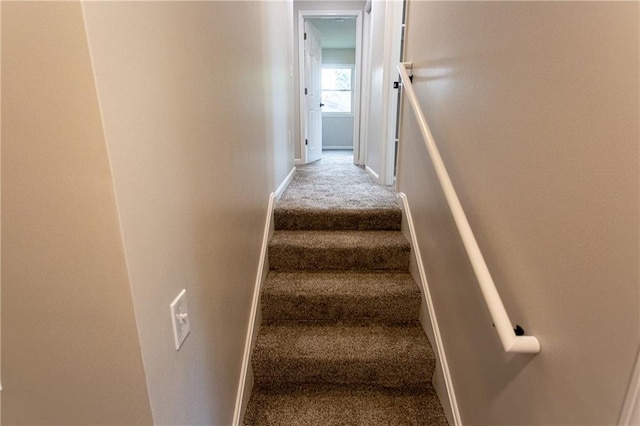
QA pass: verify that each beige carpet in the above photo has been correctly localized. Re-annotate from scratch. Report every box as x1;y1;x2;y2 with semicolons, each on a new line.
274;151;402;230
244;151;448;425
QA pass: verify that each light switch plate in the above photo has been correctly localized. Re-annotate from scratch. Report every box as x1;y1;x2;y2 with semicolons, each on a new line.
170;289;190;350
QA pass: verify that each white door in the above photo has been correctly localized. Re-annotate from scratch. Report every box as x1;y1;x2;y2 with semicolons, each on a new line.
304;20;323;163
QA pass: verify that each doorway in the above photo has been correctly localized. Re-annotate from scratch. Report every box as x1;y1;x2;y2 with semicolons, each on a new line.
297;10;363;166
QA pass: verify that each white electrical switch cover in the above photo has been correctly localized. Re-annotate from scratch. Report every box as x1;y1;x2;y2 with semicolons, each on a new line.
170;289;191;350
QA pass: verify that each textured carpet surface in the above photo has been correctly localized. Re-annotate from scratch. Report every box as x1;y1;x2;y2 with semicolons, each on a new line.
262;271;421;324
252;324;434;387
275;152;402;230
246;384;447;426
269;230;410;271
245;151;448;425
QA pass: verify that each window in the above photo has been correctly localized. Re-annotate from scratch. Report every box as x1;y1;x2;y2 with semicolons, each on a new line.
321;66;353;115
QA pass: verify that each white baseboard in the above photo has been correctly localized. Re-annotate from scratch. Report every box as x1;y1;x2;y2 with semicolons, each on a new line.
397;192;462;426
619;347;640;425
323;146;353;150
232;192;275;426
275;167;295;200
294;158;303;165
365;165;379;181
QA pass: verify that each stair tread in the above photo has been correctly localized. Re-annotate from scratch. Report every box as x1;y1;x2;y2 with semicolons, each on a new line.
254;323;432;361
252;324;434;387
243;384;448;426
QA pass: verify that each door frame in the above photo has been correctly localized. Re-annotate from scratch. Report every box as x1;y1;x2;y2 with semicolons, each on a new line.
297;9;363;164
381;0;405;185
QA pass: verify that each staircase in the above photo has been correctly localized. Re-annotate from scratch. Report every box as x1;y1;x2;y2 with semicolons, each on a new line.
243;152;448;425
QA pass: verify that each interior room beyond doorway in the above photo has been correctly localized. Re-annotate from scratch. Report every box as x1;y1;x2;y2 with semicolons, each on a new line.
306;17;357;154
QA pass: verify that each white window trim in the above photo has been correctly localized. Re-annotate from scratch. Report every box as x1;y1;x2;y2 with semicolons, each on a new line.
321;63;355;118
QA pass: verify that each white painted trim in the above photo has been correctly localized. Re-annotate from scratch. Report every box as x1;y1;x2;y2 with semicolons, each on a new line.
352;10;363;168
294;158;304;166
275;167;296;200
365;165;379;181
297;11;308;165
232;193;275;426
358;7;372;167
397;192;462;426
619;347;640;426
232;168;294;424
323;146;354;151
381;0;404;186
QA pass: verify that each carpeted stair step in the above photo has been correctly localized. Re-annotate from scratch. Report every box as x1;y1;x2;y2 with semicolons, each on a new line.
252;323;434;387
243;383;448;426
274;206;402;231
245;153;448;425
262;271;421;324
268;230;411;271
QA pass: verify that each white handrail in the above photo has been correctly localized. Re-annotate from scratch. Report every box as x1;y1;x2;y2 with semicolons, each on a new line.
397;62;540;354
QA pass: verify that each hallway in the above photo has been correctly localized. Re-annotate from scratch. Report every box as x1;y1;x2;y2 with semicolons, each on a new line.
3;1;637;425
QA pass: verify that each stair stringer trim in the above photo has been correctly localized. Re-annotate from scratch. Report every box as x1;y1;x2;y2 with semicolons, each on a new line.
397;192;462;426
232;166;295;426
275;167;296;201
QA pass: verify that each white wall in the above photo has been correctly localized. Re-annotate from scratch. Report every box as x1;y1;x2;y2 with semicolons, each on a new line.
398;1;639;424
82;2;294;424
324;48;355;64
323;117;354;149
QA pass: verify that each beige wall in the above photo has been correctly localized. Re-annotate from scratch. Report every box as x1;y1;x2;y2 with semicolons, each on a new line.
1;2;152;424
399;1;639;424
82;1;294;424
2;1;294;424
0;0;3;417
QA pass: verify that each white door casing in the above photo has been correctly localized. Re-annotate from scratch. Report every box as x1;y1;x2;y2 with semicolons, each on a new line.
304;20;322;164
297;9;363;166
382;0;404;185
360;0;403;184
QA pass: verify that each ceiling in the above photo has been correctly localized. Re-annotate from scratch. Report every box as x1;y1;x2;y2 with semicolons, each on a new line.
307;17;357;49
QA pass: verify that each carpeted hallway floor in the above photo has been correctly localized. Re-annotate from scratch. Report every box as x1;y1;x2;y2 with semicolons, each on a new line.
243;150;448;425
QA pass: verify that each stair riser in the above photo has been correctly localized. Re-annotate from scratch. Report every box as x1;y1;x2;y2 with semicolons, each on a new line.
243;384;448;426
261;294;421;324
274;211;402;231
268;246;410;271
252;358;434;388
